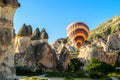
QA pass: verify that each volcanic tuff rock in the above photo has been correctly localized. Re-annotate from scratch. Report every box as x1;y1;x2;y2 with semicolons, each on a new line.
0;0;20;80
77;42;119;64
51;38;76;54
40;28;49;39
15;41;58;71
107;33;120;50
14;25;59;71
14;36;31;53
78;32;120;65
51;38;75;70
17;24;32;37
31;28;40;40
51;38;65;53
78;15;120;65
59;45;70;69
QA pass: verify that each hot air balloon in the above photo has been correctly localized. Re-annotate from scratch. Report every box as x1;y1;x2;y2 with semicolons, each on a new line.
66;22;89;49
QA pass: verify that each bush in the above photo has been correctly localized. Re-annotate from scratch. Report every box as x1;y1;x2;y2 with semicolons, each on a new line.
108;72;119;77
87;58;115;74
66;58;84;72
23;77;48;80
105;27;111;35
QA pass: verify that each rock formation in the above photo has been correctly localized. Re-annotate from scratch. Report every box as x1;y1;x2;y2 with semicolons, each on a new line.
15;25;58;72
59;46;70;69
107;33;120;50
14;36;31;53
31;28;40;40
51;38;73;70
40;28;49;43
0;0;19;80
51;38;76;54
15;41;58;72
51;38;65;53
78;37;120;65
77;15;120;66
17;24;32;37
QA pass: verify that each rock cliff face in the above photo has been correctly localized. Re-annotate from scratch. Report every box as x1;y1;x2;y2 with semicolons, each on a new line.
14;25;58;71
0;0;19;80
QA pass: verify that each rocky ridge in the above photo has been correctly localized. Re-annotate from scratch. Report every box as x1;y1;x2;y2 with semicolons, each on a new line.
77;15;120;65
14;24;70;72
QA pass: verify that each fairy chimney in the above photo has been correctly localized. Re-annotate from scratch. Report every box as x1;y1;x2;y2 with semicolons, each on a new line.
0;0;20;80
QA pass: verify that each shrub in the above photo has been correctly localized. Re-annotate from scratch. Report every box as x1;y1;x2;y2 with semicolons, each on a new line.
66;58;84;72
105;27;111;35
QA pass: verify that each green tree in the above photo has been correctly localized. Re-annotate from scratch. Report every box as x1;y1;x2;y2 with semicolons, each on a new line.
66;58;84;72
87;58;115;74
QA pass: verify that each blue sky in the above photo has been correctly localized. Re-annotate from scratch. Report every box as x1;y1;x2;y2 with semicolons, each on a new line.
14;0;120;43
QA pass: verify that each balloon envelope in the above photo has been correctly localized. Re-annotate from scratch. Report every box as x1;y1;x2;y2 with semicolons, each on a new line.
66;22;89;49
